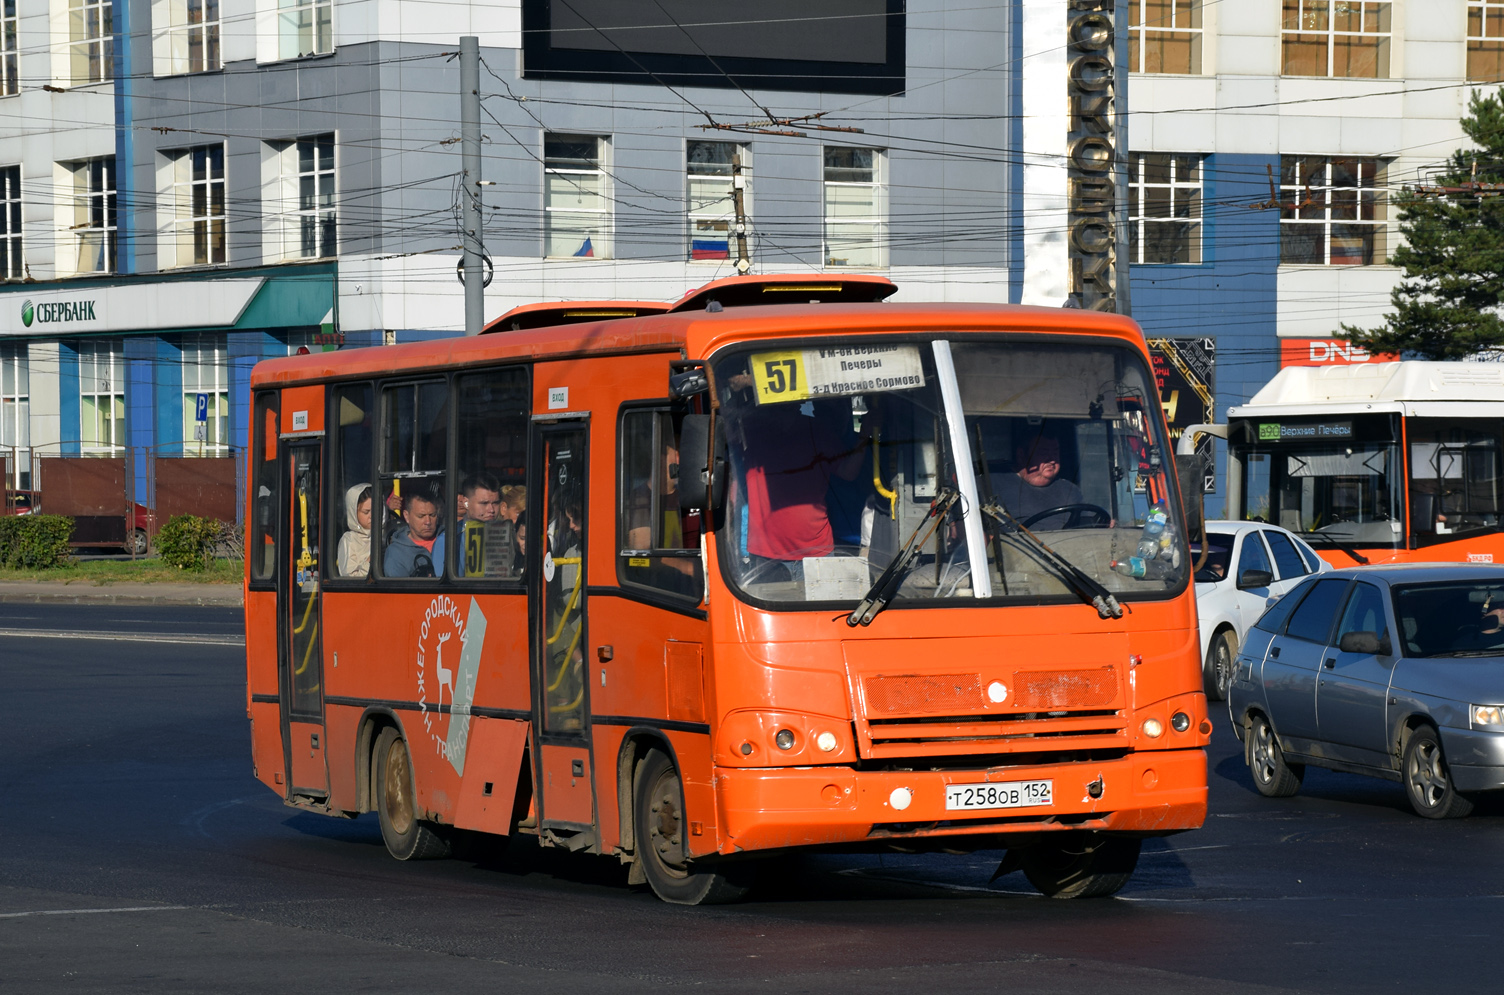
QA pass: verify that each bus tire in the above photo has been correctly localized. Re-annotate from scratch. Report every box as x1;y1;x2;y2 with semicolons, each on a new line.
1019;833;1140;899
374;727;451;860
633;748;753;905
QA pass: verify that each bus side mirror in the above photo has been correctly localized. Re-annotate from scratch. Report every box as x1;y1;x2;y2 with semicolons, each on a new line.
678;414;725;522
1176;452;1205;536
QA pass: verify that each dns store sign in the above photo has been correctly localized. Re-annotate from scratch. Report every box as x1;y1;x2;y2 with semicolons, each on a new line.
1280;338;1399;367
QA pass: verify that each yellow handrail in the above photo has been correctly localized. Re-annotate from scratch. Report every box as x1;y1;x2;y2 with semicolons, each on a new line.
872;432;897;520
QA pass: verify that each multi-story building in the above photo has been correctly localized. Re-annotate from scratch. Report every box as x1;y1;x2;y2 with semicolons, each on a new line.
0;1;1497;512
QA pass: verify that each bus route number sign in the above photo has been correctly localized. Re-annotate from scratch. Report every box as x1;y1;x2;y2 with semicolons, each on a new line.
749;345;925;405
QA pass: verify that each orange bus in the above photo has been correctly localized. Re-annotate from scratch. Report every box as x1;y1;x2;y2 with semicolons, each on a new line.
244;275;1210;904
1205;361;1504;567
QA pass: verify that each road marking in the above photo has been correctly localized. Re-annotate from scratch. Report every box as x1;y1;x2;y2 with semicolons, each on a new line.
0;628;243;646
0;905;191;919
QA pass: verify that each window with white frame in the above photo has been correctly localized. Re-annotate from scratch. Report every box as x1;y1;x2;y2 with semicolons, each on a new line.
544;134;609;258
155;0;221;75
181;333;229;453
69;157;116;274
1280;156;1386;265
687;141;744;262
79;339;126;453
1469;3;1504;82
1282;1;1390;78
1129;153;1202;264
823;148;886;268
0;342;27;488
168;145;226;267
278;0;331;60
2;0;19;97
69;0;113;84
265;135;335;260
1;165;20;280
1128;0;1202;74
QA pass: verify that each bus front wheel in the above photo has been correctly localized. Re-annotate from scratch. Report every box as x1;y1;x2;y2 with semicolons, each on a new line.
633;748;754;905
374;727;451;860
1019;833;1140;899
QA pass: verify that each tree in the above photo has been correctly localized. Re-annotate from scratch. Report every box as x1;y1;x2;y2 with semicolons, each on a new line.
1337;91;1504;360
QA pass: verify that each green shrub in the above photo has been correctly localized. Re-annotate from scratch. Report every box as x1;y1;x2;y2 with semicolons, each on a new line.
0;515;75;569
156;514;226;571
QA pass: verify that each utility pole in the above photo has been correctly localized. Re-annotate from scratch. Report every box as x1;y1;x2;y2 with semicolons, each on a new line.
460;36;485;336
731;151;751;274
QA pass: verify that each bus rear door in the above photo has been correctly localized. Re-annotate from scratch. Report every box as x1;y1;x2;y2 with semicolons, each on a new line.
529;417;597;842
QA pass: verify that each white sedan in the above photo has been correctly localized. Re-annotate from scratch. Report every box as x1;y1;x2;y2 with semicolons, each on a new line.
1193;521;1332;700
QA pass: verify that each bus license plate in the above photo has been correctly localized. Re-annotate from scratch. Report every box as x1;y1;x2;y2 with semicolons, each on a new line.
944;779;1052;811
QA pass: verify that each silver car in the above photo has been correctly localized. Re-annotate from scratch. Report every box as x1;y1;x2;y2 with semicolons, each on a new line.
1228;564;1504;819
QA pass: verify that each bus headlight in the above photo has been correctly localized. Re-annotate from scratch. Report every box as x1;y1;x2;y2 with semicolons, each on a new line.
1170;711;1191;733
775;729;796;750
816;731;838;752
1142;717;1164;739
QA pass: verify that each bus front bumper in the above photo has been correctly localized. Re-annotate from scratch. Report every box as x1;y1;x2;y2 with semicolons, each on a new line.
714;748;1207;853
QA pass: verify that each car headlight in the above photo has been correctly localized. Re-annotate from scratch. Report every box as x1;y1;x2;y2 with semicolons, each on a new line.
1472;705;1504;729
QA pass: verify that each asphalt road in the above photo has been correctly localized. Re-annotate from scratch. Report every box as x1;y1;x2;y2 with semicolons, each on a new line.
2;603;1500;994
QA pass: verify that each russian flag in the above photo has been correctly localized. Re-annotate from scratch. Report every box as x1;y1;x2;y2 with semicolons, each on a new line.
573;237;594;257
691;238;729;260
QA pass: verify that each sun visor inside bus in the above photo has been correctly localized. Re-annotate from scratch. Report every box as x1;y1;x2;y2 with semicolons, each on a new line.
483;301;671;333
668;274;898;312
953;348;1120;418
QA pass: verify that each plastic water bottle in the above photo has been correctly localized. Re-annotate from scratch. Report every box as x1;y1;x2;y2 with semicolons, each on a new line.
1143;504;1168;537
1113;557;1148;579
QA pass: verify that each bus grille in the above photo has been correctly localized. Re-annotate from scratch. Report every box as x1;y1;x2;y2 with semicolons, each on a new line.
864;674;981;715
1011;666;1118;709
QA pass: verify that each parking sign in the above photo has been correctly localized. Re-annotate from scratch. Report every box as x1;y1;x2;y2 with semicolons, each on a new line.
195;392;208;422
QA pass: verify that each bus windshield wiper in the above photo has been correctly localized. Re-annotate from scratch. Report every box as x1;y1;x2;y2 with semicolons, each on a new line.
1299;531;1370;565
848;488;959;627
981;501;1124;620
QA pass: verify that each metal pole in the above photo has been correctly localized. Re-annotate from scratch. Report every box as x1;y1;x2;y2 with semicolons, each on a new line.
731;151;751;275
460;36;485;336
1113;1;1132;317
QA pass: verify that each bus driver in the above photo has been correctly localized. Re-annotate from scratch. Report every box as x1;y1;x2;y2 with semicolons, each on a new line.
993;433;1083;531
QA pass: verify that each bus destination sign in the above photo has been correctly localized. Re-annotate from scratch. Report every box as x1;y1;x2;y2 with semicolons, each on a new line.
1258;421;1353;441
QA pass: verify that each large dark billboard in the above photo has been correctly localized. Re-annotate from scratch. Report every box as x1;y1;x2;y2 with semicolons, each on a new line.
522;1;906;95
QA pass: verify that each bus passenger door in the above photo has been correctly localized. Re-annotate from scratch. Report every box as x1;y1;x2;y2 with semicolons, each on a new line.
529;421;596;837
278;441;329;802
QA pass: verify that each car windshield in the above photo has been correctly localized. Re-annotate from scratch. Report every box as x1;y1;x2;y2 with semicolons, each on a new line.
1393;580;1504;657
1191;532;1234;583
712;337;1189;609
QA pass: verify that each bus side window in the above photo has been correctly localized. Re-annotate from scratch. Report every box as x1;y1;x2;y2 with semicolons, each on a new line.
250;391;278;583
453;367;530;581
332;383;375;579
377;380;448;580
618;407;704;601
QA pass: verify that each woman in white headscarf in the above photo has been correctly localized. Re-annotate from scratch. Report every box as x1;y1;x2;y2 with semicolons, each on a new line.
337;484;373;577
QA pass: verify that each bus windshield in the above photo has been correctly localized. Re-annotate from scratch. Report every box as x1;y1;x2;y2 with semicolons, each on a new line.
1240;416;1403;549
713;337;1188;609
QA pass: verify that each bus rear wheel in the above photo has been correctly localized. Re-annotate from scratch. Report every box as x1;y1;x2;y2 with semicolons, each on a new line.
633;748;754;905
374;727;451;860
1019;833;1140;899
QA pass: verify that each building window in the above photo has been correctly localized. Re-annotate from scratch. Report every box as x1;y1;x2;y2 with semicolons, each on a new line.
823;148;886;268
1128;0;1202;74
265;135;335;260
1129;153;1202;264
181;333;229;453
1282;1;1390;78
69;0;113;84
157;0;221;75
1280;156;1386;265
79;339;126;454
0;342;27;489
1;164;19;280
2;0;19;96
1469;3;1504;81
70;157;116;274
544;134;609;258
170;145;226;266
278;0;331;60
687;141;744;261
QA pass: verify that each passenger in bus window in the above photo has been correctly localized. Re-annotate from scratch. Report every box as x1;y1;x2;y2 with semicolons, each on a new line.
337;484;373;578
993;433;1083;530
384;486;445;578
457;472;509;577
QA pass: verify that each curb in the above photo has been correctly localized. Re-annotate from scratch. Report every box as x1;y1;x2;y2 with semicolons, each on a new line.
0;586;242;607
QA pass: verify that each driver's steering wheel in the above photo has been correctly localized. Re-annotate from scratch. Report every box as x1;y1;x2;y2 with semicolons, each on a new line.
1021;503;1113;529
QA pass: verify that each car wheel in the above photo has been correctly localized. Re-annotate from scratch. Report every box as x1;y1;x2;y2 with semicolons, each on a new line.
1248;714;1303;798
128;529;149;556
1402;726;1474;820
1204;629;1238;701
1019;833;1141;899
